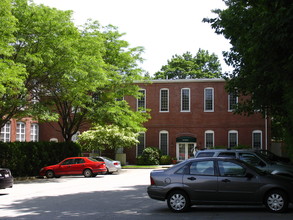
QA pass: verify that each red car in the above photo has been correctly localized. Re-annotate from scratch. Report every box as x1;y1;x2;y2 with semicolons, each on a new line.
39;157;107;178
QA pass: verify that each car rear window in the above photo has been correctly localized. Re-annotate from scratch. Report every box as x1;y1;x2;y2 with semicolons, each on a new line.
218;152;236;158
196;152;215;157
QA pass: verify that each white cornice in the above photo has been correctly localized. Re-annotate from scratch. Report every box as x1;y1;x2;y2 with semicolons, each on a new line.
135;78;226;84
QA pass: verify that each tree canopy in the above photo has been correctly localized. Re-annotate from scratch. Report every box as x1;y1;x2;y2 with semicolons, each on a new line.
204;0;293;147
154;49;222;79
1;0;149;143
0;0;28;128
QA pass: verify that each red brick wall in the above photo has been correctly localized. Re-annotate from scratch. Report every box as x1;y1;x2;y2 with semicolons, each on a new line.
124;79;269;164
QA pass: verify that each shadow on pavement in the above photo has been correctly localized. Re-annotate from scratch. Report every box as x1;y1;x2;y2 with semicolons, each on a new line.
1;184;293;220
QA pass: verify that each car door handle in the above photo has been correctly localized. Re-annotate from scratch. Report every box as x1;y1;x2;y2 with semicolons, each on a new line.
222;179;231;183
187;177;196;181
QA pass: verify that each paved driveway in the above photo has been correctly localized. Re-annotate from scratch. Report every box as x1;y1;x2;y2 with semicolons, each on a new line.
0;169;293;219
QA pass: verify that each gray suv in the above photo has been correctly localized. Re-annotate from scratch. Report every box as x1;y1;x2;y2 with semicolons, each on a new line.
195;149;293;178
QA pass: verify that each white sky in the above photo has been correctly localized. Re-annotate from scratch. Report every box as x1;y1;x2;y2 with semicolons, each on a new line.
33;0;232;75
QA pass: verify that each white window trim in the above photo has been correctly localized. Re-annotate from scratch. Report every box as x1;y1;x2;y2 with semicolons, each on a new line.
16;122;26;142
30;123;39;142
228;130;238;148
252;130;262;149
228;93;238;112
137;89;146;112
160;88;169;112
181;88;190;112
137;132;146;157
1;122;11;142
205;130;215;148
159;130;169;155
204;87;214;112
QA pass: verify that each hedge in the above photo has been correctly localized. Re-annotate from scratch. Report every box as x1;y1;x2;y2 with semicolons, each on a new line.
0;142;81;177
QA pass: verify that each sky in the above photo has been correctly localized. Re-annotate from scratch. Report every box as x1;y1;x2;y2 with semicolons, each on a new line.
33;0;232;75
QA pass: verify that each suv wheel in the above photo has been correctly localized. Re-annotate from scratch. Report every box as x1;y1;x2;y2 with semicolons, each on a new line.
264;190;288;213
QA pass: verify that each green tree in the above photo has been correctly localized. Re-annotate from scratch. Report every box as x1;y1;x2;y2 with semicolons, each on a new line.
0;0;27;128
78;124;140;152
2;0;149;143
204;1;293;148
154;49;222;79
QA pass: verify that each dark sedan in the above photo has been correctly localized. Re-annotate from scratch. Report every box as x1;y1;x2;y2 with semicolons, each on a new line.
147;157;293;213
0;168;13;189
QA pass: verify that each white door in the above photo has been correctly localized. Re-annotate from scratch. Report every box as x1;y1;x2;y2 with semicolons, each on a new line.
176;143;195;161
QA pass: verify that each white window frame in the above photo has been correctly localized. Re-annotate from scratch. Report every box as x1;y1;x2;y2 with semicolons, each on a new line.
137;89;146;112
228;130;238;148
252;130;262;149
181;88;190;112
160;88;169;112
16;122;26;142
159;130;169;155
30;123;39;142
1;122;11;142
137;132;146;156
204;87;214;112
205;130;215;148
228;92;238;112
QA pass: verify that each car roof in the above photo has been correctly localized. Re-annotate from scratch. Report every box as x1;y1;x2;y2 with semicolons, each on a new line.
197;149;257;152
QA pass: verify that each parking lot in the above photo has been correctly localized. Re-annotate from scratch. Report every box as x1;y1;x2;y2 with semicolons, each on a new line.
1;169;293;220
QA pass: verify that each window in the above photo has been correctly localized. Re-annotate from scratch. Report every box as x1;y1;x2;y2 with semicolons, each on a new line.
160;131;168;155
62;159;75;165
137;89;146;111
196;152;215;158
218;152;236;158
228;130;238;148
181;88;190;112
16;122;26;142
160;89;169;112
252;130;262;149
190;160;214;175
228;92;238;111
205;130;214;148
239;153;265;167
218;161;246;176
1;122;11;142
204;88;214;112
137;132;145;156
30;124;39;142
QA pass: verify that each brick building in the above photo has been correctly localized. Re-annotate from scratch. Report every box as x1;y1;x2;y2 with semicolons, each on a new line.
0;79;270;164
124;79;270;164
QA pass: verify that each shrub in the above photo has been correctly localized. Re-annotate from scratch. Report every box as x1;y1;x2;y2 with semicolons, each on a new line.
136;147;161;165
0;142;81;177
160;155;172;165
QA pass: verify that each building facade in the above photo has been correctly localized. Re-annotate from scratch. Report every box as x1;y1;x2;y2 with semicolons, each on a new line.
124;79;270;164
0;118;39;142
0;79;270;164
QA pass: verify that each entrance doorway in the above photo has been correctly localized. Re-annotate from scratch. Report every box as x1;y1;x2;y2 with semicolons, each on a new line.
176;143;195;161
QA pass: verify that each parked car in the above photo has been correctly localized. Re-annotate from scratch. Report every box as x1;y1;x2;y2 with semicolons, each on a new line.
147;157;293;213
93;156;121;174
195;149;293;178
39;157;107;178
257;150;291;164
0;168;13;189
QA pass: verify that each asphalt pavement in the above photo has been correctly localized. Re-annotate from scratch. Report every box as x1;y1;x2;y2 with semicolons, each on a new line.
0;169;293;220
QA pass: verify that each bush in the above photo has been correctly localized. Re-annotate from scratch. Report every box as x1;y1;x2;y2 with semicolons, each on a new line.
160;155;172;165
136;147;161;165
0;142;81;177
